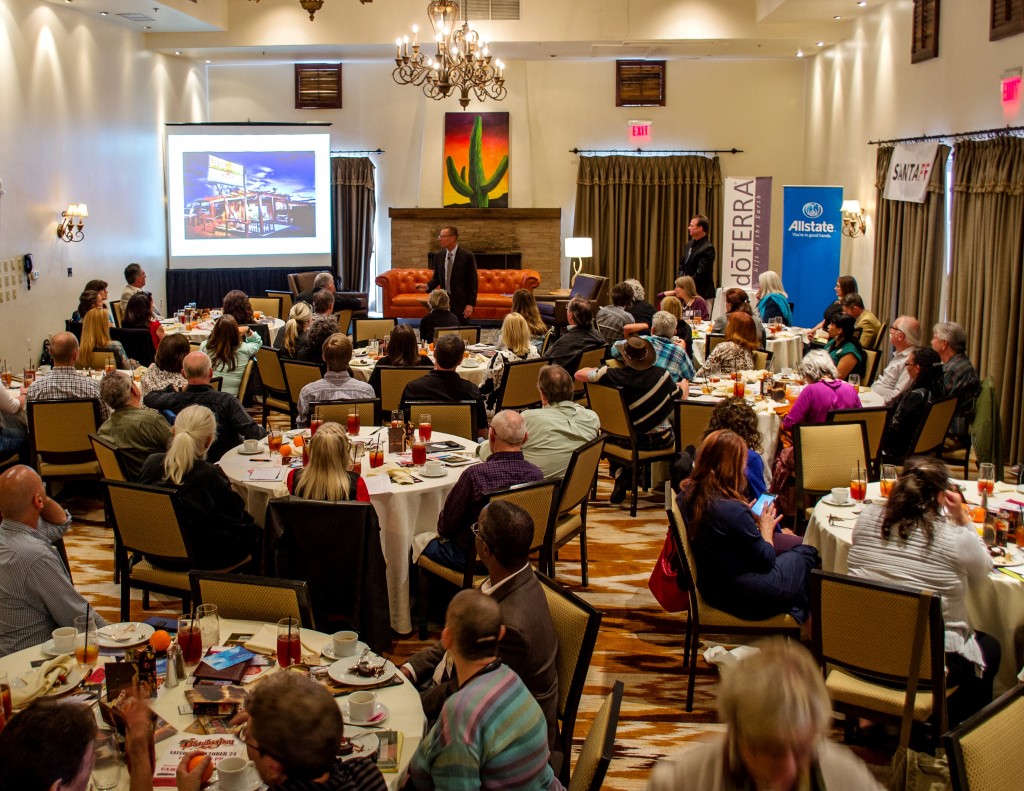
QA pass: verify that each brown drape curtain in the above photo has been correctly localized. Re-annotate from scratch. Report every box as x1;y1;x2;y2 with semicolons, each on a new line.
871;144;949;336
331;157;377;292
572;155;722;300
949;136;1024;466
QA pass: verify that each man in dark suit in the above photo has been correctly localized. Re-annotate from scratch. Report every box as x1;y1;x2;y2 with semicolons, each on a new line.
678;214;716;301
401;500;560;762
416;226;477;324
399;334;487;438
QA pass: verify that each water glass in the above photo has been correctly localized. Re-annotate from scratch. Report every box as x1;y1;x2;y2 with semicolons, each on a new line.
196;603;220;649
978;462;996;496
848;374;860;389
92;732;122;791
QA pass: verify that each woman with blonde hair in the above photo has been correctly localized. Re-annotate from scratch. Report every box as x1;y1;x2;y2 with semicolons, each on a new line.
200;314;262;396
511;288;547;338
79;307;132;370
673;275;710;320
137;405;258;570
280;301;312;359
702;312;759;374
756;270;793;326
286;422;370;502
481;312;539;408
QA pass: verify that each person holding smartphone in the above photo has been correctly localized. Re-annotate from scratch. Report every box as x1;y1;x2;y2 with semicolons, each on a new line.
677;430;819;623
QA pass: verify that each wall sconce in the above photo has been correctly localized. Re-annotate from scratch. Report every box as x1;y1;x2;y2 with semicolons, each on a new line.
57;203;88;242
564;237;592;285
841;199;866;238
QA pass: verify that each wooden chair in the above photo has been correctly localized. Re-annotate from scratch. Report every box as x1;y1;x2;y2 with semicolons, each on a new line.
254;347;292;427
674;399;716;454
89;433;128;582
352;318;397;348
827;406;891;478
112;301;124;327
910;395;958;458
494;358;546;412
705;333;726;357
249;296;282;320
407;400;477;440
538;572;602;787
571;346;608;402
266;290;293;319
237;360;255;404
665;483;801;711
281;358;324;425
752;349;775;371
793;421;869;530
862;347;881;386
378;366;433;416
568;680;623;791
314;398;380;430
27;399;102;495
333;309;353;336
209;376;223;392
436;326;481;344
586;382;677;516
811;570;949;746
944;684;1024;791
873;321;889;351
189;572;315;629
546;435;606;586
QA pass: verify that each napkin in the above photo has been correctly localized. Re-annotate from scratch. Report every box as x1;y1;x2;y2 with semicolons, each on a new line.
11;654;76;709
387;468;416;486
243;623;322;663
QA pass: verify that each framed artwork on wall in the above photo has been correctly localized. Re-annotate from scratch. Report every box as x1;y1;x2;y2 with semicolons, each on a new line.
443;112;509;208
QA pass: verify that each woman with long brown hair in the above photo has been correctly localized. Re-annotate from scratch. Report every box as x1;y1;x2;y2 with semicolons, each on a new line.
511;288;547;339
701;312;759;374
200;314;262;396
367;324;432;396
677;429;818;622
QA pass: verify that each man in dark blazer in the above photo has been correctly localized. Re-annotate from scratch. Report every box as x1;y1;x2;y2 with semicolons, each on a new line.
416;225;478;324
678;214;716;301
400;500;560;763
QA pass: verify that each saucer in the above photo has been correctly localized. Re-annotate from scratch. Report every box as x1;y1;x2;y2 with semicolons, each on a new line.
823;497;855;508
418;467;448;478
461;361;480;369
341;700;390;727
237;446;264;456
211;769;263;791
340;728;380;762
40;639;72;658
321;640;369;661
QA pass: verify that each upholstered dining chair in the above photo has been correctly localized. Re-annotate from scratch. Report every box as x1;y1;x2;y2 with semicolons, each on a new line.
189;571;315;629
377;366;432;416
27;399;102;495
827;406;892;478
944;684;1024;791
546;435;606;586
249;296;282;320
793;421;870;531
314;398;380;430
406;400;477;441
435;326;482;344
494;358;547;412
352;318;397;348
266;290;293;319
567;680;623;791
254;347;291;428
673;400;716;454
909;394;958;458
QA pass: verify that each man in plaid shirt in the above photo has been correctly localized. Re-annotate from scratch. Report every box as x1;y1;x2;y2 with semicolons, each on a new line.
610;310;695;388
26;332;110;421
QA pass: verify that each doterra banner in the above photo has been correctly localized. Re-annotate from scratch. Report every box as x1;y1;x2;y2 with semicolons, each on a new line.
722;177;773;290
782;185;843;329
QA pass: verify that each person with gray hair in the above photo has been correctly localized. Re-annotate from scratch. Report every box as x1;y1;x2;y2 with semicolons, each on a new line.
419;288;460;342
624;278;657;327
295;271;362;313
543;296;606;375
27;331;111;421
596;282;636;343
931;321;979;442
96;372;171;480
422;409;544;572
871;315;921;404
143;350;264;462
841;292;882;349
647;638;882;791
609;310;695;386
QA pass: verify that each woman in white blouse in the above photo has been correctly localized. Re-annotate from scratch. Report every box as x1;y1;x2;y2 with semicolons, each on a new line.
846;456;999;725
481;313;539;410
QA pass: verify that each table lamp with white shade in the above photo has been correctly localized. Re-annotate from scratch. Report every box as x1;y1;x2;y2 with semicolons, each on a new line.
565;237;592;286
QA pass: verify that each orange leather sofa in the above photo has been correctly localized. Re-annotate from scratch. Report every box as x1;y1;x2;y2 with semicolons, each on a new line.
375;268;542;320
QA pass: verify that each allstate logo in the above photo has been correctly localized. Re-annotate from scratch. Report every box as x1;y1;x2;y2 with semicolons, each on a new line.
802;202;824;219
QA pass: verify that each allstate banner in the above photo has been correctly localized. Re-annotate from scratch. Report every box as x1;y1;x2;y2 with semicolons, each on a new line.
883;142;938;203
782;186;843;329
722;177;772;290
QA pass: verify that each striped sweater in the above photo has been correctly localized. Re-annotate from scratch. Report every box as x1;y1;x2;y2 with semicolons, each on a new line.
407;663;562;791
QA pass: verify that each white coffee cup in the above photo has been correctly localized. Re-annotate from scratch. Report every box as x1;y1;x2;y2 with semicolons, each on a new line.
830;487;850;504
243;439;259;453
348;690;376;722
423;460;444;476
217;757;256;791
52;626;76;654
332;630;359;657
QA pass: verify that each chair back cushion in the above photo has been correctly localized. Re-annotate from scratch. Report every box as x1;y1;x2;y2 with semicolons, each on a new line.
558;436;606;517
913;396;958;455
828;407;890;463
282;359;324;402
107;482;188;560
29;400;101;459
795;422;869;494
567;682;623;791
255;347;287;393
378;367;432;414
487;480;559;552
584;383;631;440
190;572;312;627
496;358;546;411
407;401;476;440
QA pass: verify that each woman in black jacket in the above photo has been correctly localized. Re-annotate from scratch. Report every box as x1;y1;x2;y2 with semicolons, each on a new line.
881;346;946;464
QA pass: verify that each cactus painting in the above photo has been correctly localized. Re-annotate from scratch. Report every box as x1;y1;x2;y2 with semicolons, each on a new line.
443;112;509;208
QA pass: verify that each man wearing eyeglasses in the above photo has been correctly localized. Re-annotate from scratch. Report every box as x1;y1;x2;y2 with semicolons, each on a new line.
415;225;478;325
870;315;920;404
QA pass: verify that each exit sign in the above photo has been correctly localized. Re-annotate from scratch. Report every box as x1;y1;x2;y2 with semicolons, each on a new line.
1002;69;1021;106
629;120;652;141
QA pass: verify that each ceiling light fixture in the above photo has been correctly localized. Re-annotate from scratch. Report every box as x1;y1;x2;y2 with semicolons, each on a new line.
817;41;825;46
392;0;506;110
796;49;804;57
834;15;841;20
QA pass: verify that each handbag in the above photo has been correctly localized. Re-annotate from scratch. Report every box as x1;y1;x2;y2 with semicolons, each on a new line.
648;531;689;613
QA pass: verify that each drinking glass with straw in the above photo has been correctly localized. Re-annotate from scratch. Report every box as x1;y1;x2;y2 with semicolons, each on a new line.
178;610;202;665
850;462;867;513
277;617;301;667
74;606;99;669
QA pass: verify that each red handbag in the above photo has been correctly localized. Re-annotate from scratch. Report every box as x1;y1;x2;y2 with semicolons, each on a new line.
648;531;689;613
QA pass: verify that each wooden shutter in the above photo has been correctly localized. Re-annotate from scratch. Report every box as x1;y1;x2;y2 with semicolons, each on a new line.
911;0;940;64
295;64;342;110
616;61;666;107
991;0;1024;40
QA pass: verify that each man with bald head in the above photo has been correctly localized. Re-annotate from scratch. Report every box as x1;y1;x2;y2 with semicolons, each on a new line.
26;331;110;420
871;315;921;404
0;465;105;656
142;351;264;462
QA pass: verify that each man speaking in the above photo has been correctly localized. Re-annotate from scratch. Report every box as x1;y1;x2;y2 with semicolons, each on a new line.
678;214;716;302
417;225;478;324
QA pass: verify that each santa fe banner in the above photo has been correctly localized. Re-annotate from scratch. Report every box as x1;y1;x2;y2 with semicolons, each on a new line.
782;185;843;329
722;177;772;291
883;142;939;203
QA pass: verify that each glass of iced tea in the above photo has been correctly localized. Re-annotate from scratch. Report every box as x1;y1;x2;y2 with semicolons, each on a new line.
418;414;432;441
350;441;365;474
411;436;427;466
978;463;995;496
390;409;403;428
850;467;868;508
880;464;897;498
370;444;385;469
310;412;323;436
267;429;283;456
733;379;746;398
277;617;302;668
22;368;35;386
347;407;360;436
177;617;202;665
74;615;100;668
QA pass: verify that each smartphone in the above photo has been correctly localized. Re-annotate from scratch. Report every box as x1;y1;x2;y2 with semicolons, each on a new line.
751;493;777;517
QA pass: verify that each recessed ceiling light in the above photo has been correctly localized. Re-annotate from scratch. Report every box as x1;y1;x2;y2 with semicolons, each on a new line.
175;51;181;55
796;49;804;58
100;10;108;14
858;2;867;6
817;41;825;47
144;26;151;29
205;60;211;64
834;15;841;20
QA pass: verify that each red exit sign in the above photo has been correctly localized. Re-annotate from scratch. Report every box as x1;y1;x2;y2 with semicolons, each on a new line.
628;120;651;140
1003;75;1021;105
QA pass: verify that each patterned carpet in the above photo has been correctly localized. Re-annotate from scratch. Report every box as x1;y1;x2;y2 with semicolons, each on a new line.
59;467;892;789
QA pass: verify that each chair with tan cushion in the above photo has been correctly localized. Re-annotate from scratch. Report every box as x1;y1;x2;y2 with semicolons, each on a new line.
333;309;354;337
494;358;547;412
944;684;1024;791
910;394;958;458
752;349;775;371
665;483;801;711
249;296;282;320
436;326;481;344
189;571;315;629
407;401;477;441
352;318;397;348
315;399;380;430
862;347;881;386
673;400;716;454
266;290;293;319
794;421;869;530
281;359;324;423
546;435;605;586
827;405;891;478
378;366;433;416
568;680;623;791
571;347;608;403
27;399;102;494
89;433;128;582
254;347;292;428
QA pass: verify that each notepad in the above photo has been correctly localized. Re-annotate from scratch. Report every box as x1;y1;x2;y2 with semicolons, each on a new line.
245;467;286;482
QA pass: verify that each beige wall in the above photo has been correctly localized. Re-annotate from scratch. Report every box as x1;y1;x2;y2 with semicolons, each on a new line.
208;56;807;294
804;0;1024;308
0;0;205;366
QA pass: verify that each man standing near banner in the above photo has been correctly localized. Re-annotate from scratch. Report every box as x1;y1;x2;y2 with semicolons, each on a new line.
678;215;716;302
417;225;478;325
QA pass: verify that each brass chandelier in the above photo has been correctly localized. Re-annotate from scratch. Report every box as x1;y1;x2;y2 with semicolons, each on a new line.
392;1;506;110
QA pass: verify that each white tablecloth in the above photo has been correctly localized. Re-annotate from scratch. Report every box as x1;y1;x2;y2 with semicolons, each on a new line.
0;618;425;790
349;355;490;388
804;480;1024;694
218;430;476;634
691;330;804;373
164;317;285;343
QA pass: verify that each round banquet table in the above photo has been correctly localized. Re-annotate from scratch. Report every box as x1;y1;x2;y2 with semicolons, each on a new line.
348;353;491;388
691;327;805;373
163;317;285;344
0;618;425;790
803;480;1024;694
218;429;477;634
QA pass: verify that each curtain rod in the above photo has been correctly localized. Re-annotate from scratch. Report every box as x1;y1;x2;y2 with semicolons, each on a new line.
869;125;1024;145
164;122;332;127
570;147;742;155
331;149;385;155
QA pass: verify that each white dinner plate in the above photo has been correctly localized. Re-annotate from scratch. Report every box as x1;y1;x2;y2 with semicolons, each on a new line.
320;640;369;661
822;497;855;508
340;700;390;727
14;665;87;697
98;622;155;648
328;657;397;686
340;728;380;762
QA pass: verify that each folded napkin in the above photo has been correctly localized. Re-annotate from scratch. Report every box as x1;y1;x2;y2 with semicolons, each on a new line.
11;655;76;709
387;468;416;486
243;623;322;663
361;461;394;478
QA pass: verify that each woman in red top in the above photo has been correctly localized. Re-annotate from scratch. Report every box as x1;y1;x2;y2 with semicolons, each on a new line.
286;422;370;502
122;292;164;351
